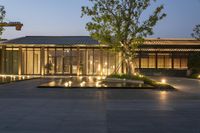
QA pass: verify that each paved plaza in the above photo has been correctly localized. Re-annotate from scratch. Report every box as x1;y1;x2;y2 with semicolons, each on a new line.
0;77;200;133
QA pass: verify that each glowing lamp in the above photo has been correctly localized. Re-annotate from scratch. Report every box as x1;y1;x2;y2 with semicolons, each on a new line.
64;82;69;87
161;79;166;84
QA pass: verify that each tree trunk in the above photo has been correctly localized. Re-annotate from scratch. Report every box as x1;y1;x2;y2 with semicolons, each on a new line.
126;59;135;76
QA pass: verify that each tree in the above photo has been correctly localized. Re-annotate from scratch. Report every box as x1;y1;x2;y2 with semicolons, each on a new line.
81;0;166;75
0;6;6;38
188;52;200;74
191;24;200;40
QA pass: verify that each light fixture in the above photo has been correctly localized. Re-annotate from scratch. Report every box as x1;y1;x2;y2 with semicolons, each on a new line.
64;82;69;87
139;74;143;78
161;79;166;84
80;81;86;87
96;81;101;87
68;81;72;86
97;76;101;80
98;64;101;71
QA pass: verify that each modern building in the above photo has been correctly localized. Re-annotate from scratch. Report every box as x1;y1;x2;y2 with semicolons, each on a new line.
0;36;200;76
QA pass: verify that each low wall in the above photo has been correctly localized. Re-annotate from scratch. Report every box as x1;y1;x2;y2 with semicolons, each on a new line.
137;68;187;77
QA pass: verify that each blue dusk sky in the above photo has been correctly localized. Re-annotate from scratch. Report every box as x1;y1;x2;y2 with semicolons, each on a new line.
0;0;200;39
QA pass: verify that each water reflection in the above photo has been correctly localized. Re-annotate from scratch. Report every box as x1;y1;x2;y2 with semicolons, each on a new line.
39;76;150;88
0;75;35;84
160;91;168;101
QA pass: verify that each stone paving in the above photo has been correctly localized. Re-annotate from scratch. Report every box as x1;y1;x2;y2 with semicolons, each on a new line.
0;78;200;133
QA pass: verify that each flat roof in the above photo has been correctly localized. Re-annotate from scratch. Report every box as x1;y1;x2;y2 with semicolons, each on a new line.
1;36;200;46
2;36;99;45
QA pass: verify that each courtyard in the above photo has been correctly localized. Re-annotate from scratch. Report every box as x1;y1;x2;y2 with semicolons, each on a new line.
0;77;200;133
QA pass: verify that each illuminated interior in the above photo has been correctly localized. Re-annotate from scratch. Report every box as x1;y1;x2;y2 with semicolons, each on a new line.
0;36;198;76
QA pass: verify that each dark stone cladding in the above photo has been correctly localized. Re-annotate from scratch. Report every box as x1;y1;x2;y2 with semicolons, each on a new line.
3;36;99;45
2;36;200;48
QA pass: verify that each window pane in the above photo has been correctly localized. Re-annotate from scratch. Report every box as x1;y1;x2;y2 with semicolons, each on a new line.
71;49;78;74
102;51;108;75
27;48;33;74
80;49;86;75
108;51;116;75
87;49;93;75
93;49;101;75
149;54;156;68
64;49;71;74
56;49;63;74
34;49;41;74
48;49;55;74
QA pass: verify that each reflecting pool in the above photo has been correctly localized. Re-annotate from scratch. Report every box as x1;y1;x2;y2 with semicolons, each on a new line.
39;77;152;88
0;75;32;84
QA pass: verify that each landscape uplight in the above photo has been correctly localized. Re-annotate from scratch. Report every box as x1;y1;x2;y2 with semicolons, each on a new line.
64;82;69;87
96;81;101;87
68;81;72;86
139;74;144;78
161;79;166;84
80;81;86;87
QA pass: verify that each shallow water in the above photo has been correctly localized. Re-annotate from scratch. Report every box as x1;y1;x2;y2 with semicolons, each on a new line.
0;76;29;84
39;77;151;88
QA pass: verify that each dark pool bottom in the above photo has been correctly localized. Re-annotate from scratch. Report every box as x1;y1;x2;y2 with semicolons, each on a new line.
38;77;153;89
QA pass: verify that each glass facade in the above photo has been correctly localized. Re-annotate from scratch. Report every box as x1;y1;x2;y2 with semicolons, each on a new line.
0;46;189;75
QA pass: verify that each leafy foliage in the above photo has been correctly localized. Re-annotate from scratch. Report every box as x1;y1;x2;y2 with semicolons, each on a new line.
0;6;6;38
107;74;175;90
81;0;166;75
188;52;200;74
191;24;200;40
82;0;166;46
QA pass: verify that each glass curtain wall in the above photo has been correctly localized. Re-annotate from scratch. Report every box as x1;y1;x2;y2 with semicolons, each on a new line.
79;49;86;75
64;48;71;74
173;53;188;69
3;47;190;75
22;48;41;75
56;49;63;74
93;49;101;75
87;49;94;75
5;48;19;74
157;53;172;69
0;48;2;74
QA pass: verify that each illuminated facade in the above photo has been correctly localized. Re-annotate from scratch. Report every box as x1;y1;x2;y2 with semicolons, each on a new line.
0;36;200;76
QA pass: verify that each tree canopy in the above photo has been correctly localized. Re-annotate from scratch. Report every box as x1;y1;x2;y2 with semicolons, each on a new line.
82;0;166;47
191;24;200;40
81;0;166;74
0;6;6;38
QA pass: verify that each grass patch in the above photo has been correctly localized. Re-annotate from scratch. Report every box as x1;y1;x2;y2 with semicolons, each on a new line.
189;74;200;79
107;74;175;90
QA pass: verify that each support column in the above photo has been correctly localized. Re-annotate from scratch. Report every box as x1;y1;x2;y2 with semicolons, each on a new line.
100;49;103;76
77;47;80;76
18;47;22;75
1;46;6;74
139;51;141;69
155;52;158;69
41;47;45;75
171;52;174;69
85;49;88;75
